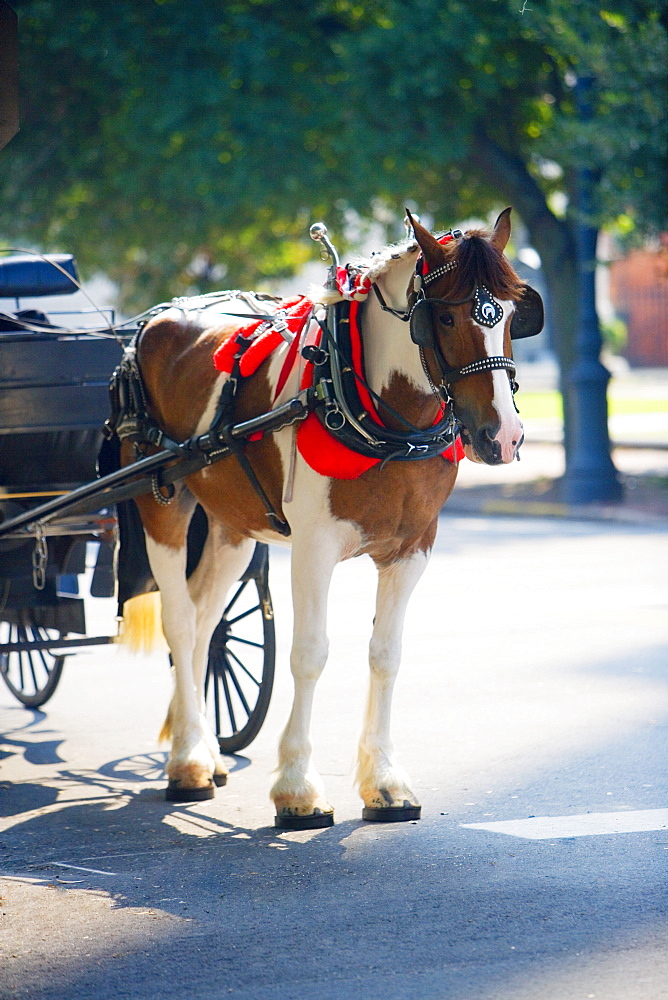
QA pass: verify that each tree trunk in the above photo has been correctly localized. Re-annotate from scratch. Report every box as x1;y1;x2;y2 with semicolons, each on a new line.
469;130;579;456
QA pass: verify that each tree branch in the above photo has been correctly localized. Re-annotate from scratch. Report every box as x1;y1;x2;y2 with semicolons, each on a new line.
468;128;576;265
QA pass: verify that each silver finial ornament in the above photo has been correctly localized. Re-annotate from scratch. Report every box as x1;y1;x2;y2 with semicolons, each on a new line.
310;222;328;242
309;221;339;270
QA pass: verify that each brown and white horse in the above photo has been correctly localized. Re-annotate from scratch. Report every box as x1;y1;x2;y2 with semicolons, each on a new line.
123;210;535;827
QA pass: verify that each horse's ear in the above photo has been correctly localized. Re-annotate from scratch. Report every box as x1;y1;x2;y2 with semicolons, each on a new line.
405;208;446;270
510;284;544;339
491;207;512;252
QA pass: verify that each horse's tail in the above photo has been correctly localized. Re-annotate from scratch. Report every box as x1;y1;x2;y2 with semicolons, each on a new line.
117;591;167;654
158;706;172;744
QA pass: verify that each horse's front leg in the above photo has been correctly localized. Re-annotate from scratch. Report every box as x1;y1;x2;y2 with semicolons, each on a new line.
357;549;430;821
271;531;341;829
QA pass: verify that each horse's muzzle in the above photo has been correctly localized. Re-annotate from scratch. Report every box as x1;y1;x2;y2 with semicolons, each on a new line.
461;424;524;465
474;425;503;465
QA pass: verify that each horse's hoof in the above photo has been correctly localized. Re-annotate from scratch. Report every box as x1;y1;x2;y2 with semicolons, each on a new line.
213;773;227;787
274;809;334;830
362;803;421;823
166;779;215;802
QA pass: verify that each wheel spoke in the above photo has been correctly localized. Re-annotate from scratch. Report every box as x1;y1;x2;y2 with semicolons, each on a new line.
223;581;248;617
220;659;237;734
226;634;264;650
35;627;54;677
225;604;261;628
226;645;261;686
16;627;26;691
26;650;40;694
36;646;52;675
225;658;252;716
211;660;222;736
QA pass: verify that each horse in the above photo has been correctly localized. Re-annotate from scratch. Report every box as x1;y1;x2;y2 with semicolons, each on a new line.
119;208;543;828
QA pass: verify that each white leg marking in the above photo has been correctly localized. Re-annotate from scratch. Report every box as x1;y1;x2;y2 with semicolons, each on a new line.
145;535;213;788
357;550;430;810
270;529;340;817
186;526;255;778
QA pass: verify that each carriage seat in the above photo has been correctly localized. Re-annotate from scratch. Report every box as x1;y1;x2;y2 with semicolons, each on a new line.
0;253;79;298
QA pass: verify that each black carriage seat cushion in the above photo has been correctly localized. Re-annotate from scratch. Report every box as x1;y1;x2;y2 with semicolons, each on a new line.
0;254;79;298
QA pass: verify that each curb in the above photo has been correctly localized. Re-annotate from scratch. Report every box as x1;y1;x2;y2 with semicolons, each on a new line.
443;496;668;525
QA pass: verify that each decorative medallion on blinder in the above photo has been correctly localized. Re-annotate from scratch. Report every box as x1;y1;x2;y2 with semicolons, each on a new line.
472;285;504;328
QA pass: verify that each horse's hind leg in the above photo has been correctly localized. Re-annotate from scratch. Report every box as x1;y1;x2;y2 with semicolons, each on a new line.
142;532;212;800
150;514;254;801
184;521;255;786
357;550;430;821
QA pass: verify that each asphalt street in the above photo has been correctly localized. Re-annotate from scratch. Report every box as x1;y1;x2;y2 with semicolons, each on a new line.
1;512;667;1000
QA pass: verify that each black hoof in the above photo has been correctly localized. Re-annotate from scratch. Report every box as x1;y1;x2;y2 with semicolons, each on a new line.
274;809;334;830
165;780;215;802
213;773;227;787
362;803;422;823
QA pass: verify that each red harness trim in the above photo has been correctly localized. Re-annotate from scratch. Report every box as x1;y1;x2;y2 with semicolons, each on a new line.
212;296;313;378
210;285;465;481
296;301;464;479
420;231;455;275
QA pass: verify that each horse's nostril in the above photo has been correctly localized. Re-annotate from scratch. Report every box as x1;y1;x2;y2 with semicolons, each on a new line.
474;424;502;464
477;425;498;445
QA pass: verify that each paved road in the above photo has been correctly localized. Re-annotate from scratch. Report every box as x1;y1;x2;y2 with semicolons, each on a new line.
1;514;667;1000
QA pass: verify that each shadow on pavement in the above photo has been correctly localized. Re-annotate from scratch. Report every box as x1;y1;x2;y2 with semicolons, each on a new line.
1;665;667;1000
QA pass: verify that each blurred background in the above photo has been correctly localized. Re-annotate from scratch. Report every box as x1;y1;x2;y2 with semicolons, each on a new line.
1;0;666;505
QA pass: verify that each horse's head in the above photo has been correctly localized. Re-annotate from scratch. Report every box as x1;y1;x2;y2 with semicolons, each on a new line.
407;209;543;465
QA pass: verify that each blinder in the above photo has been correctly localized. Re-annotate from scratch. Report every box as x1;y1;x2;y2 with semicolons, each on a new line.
508;284;544;340
409;282;544;348
409;297;440;348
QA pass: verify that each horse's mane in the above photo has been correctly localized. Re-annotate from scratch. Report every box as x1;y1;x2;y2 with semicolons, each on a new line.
310;239;418;304
310;227;524;305
359;239;419;281
442;229;524;302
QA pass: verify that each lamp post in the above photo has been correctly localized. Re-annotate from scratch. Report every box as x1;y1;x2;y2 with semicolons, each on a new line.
562;75;622;504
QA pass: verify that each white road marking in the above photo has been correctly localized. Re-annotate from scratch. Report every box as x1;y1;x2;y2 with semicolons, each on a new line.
462;808;668;839
51;862;119;876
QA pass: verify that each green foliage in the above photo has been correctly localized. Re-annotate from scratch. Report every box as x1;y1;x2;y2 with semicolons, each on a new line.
1;0;665;311
601;316;628;354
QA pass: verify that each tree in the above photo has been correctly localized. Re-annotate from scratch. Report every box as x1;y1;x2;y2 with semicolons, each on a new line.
2;0;666;487
326;0;665;481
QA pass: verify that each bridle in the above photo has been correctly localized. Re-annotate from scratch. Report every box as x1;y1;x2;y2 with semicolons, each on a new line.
372;232;518;403
303;220;543;465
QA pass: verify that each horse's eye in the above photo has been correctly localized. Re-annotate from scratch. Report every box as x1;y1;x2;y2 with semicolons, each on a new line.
438;312;454;327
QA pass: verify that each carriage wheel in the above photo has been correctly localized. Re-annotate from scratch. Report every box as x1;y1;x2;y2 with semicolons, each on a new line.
204;571;276;754
0;618;66;708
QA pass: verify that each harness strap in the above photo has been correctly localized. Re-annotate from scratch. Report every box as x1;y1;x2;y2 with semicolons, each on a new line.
308;301;459;462
217;415;291;537
444;356;516;383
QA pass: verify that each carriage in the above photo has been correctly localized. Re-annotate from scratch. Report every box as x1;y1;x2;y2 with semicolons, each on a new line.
1;213;543;826
0;251;276;754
